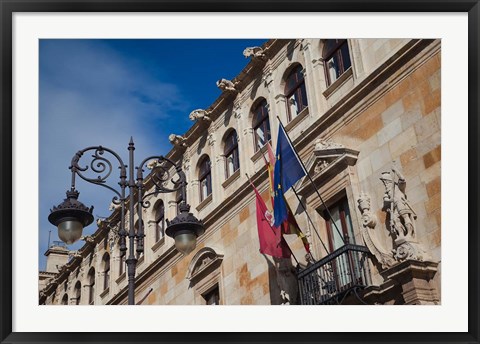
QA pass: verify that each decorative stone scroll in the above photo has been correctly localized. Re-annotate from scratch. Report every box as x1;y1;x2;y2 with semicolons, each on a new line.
380;166;428;262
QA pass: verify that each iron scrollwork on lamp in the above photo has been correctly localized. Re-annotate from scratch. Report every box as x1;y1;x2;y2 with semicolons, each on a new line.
48;137;204;305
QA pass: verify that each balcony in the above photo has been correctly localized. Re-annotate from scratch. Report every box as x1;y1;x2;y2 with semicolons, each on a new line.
297;244;372;305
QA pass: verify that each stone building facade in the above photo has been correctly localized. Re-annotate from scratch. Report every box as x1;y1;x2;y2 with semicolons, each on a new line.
39;38;441;305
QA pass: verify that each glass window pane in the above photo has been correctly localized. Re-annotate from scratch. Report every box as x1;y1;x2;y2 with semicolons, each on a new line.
340;42;351;70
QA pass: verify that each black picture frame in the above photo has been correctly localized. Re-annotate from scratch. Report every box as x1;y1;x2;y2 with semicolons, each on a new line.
1;1;478;343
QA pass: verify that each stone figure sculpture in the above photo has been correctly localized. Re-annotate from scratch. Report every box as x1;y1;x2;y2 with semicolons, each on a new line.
243;46;267;60
168;134;188;147
380;167;428;262
380;168;416;241
216;78;237;92
357;193;395;268
189;109;211;122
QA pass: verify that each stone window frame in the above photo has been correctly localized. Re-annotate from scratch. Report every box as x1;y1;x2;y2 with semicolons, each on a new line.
198;155;212;203
283;63;309;122
101;252;110;291
251;98;272;153
73;281;82;305
222;129;240;180
322;39;353;87
294;142;362;258
87;267;96;305
186;247;224;305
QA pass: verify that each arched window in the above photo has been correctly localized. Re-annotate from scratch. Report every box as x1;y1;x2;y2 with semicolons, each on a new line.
154;201;165;242
252;99;271;152
74;281;81;305
285;64;308;121
198;156;212;202
61;293;68;305
323;39;352;86
102;253;110;291
224;130;240;178
88;267;95;304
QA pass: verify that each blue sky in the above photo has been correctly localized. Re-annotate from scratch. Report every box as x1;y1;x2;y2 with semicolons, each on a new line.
39;39;266;270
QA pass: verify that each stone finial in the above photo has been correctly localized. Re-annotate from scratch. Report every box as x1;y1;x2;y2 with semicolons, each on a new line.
168;134;188;148
243;46;267;60
189;109;211;122
216;78;238;92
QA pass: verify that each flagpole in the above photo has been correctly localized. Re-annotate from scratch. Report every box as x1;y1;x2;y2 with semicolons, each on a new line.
276;116;347;245
246;173;300;266
291;185;330;256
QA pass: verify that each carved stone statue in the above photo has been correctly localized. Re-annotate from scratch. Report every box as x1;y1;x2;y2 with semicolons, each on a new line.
168;134;188;148
216;78;238;92
189;109;211;122
357;193;395;269
243;46;267;60
380;167;428;262
380;168;416;241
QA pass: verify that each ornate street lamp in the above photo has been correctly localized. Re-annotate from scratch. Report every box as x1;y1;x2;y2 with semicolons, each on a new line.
48;138;204;305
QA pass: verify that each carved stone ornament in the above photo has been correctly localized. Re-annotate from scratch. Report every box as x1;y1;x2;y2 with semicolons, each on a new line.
68;250;82;261
216;78;238;93
186;247;224;284
243;46;267;60
314;138;345;151
262;70;273;87
81;235;95;243
357;193;395;269
233;103;242;119
108;227;119;251
189;109;212;122
108;201;120;211
380;166;429;262
207;133;216;146
168;134;188;148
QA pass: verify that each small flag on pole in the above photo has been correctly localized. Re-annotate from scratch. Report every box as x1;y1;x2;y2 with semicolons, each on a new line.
273;124;306;227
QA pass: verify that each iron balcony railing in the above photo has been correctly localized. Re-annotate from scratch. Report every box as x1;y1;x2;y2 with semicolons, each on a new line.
297;244;372;305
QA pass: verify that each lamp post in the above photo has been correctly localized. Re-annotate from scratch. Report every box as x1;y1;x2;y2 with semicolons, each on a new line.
48;137;204;305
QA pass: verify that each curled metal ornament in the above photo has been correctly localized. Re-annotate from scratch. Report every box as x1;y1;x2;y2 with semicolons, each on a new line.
70;146;126;198
140;156;185;194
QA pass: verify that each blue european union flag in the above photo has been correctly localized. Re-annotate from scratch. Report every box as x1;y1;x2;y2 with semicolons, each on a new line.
273;124;306;227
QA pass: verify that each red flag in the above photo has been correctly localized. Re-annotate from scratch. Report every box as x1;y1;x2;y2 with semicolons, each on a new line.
251;182;290;259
